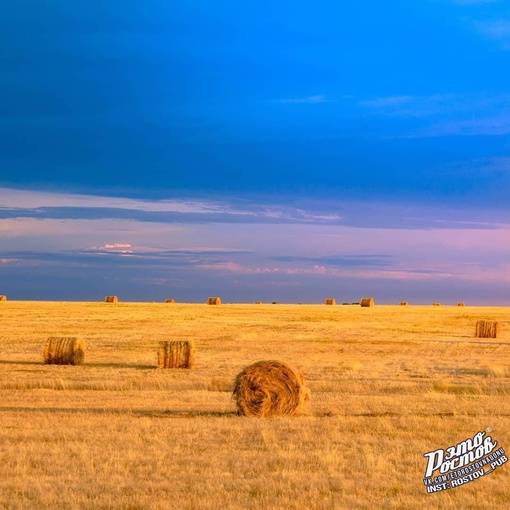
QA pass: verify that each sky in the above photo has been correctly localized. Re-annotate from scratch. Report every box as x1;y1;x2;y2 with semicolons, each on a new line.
1;0;510;304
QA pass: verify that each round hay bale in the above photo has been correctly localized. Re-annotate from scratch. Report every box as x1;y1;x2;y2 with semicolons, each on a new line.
324;298;336;305
232;360;309;417
0;295;6;302
457;302;465;307
164;298;175;304
105;295;118;303
43;337;85;365
360;297;374;307
399;301;409;306
254;301;263;304
157;340;195;368
207;296;221;305
432;302;441;306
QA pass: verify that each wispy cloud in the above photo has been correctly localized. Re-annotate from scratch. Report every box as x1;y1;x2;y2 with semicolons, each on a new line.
415;114;510;137
2;187;510;238
272;254;393;268
276;95;330;104
360;95;416;109
359;93;498;117
452;0;499;5
0;188;232;214
473;19;510;39
360;92;510;137
470;18;510;49
99;243;133;253
0;187;343;226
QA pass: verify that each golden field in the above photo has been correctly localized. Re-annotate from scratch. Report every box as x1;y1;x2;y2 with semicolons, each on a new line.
0;300;509;509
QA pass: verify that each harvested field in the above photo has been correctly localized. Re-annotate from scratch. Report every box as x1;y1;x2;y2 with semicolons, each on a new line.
0;301;509;509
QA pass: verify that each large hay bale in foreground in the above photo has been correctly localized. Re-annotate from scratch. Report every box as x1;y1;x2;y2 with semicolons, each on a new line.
43;337;85;365
157;340;195;368
360;297;374;307
105;295;118;303
475;320;500;339
207;296;221;305
0;295;6;301
324;298;336;305
164;299;175;304
233;360;309;417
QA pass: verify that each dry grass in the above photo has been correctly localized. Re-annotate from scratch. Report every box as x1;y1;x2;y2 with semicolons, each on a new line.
157;340;195;369
233;360;309;417
1;301;510;509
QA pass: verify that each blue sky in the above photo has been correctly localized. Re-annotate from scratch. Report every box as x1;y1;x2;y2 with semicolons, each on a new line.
1;1;510;303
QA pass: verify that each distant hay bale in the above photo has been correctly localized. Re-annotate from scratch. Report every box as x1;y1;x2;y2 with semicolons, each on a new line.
432;302;441;306
157;340;195;368
399;301;409;306
105;295;118;303
475;320;500;339
254;301;263;304
164;299;175;304
43;337;85;365
233;360;310;417
457;302;465;307
360;298;374;307
324;298;336;305
0;295;6;301
207;297;221;305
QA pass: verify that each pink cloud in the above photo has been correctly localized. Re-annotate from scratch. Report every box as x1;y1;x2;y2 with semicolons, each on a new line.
97;243;133;254
195;261;245;272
